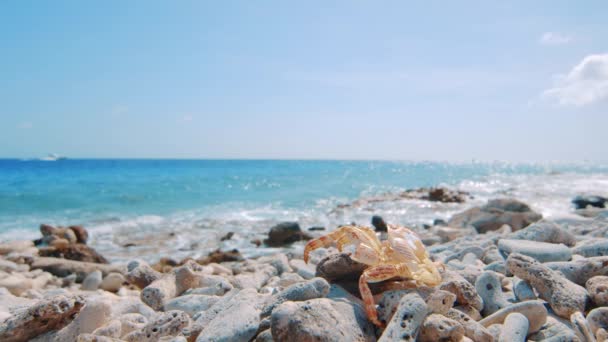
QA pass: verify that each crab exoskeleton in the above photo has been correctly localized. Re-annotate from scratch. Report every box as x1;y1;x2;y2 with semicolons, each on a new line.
303;224;442;327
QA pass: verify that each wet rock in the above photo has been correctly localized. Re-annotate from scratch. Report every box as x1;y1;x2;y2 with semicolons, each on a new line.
0;295;85;342
39;243;108;263
100;272;125;292
31;257;123;281
573;239;608;257
506;220;577;247
507;253;589;318
439;270;483;311
448;198;542;233
371;215;388;232
264;222;311;247
475;271;510;316
587;276;608;306
197;248;243;265
261;277;330;317
81;270;103;291
68;226;89;244
271;298;375;342
419;314;464;342
479;300;547;333
126;259;162;289
545;256;608;286
315;253;367;281
498;239;572;262
307;226;325;231
445;308;493;342
379;293;428;342
588;307;608;335
498;312;529;342
123;310;191;342
572;195;607;209
401;187;469;203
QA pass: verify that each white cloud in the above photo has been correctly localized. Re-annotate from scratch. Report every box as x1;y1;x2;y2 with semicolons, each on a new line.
539;32;572;46
542;53;608;106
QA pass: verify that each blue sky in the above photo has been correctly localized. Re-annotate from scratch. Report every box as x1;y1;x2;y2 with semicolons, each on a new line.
1;1;607;161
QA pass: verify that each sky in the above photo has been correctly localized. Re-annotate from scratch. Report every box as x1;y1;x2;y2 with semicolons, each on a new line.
1;1;607;162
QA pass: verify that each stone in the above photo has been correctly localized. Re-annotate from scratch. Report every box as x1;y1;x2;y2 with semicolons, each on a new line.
38;243;108;263
400;187;469;203
81;270;103;291
475;271;510;316
379;293;428;342
289;259;315;279
498;312;529;342
528;315;579;341
479;300;547;334
507;253;589;318
418;314;464;342
505;220;577;247
546;256;608;286
54;298;113;341
195;289;265;342
197;248;243;264
184;274;233;296
0;240;34;255
254;329;273;342
425;289;456;315
261;277;330;317
232;264;277;290
315;253;367;281
264;222;311;247
573;239;608;257
257;253;292;275
119;313;148;336
76;334;123;342
100;272;125;292
572;195;607;209
445;308;493;342
141;261;205;310
126;259;162;289
272;298;375;342
498;239;572;262
123;310;191;342
31;257;124;281
92;319;122;338
588;307;608;335
68;225;89;244
587;276;608;306
163;294;220;317
371;215;388;232
513;278;536;301
0;295;85;342
448;198;542;233
570;311;595;342
439;270;483;310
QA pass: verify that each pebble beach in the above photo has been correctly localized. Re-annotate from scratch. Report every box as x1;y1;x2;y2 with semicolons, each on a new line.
1;185;608;341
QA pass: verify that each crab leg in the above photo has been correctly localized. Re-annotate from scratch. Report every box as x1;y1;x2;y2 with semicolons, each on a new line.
359;265;404;327
303;225;370;263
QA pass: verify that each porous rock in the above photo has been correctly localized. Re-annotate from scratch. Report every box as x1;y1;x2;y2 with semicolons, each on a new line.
418;314;464;342
588;307;608;335
448;198;542;233
507;253;589;318
506;220;577;246
379;293;428;342
82;270;103;291
0;295;85;342
587;276;608;306
123;310;191;342
445;308;494;342
271;298;375;342
479;300;547;334
498;239;572;262
261;277;330;317
546;256;608;286
498;312;529;342
439;270;483;311
475;270;510;316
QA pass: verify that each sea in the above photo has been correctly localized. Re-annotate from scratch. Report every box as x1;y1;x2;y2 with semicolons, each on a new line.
1;159;607;263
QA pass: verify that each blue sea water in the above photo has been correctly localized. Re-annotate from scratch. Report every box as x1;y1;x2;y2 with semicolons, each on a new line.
1;159;607;262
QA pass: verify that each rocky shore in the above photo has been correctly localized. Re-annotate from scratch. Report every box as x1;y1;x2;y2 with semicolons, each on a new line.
1;192;608;341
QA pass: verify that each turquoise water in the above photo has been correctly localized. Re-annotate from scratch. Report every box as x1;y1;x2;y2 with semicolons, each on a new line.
1;159;607;261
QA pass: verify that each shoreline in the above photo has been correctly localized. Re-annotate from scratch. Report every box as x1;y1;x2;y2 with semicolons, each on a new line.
1;192;608;340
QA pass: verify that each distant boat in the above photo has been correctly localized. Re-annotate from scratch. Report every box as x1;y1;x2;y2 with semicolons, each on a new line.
39;153;67;161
